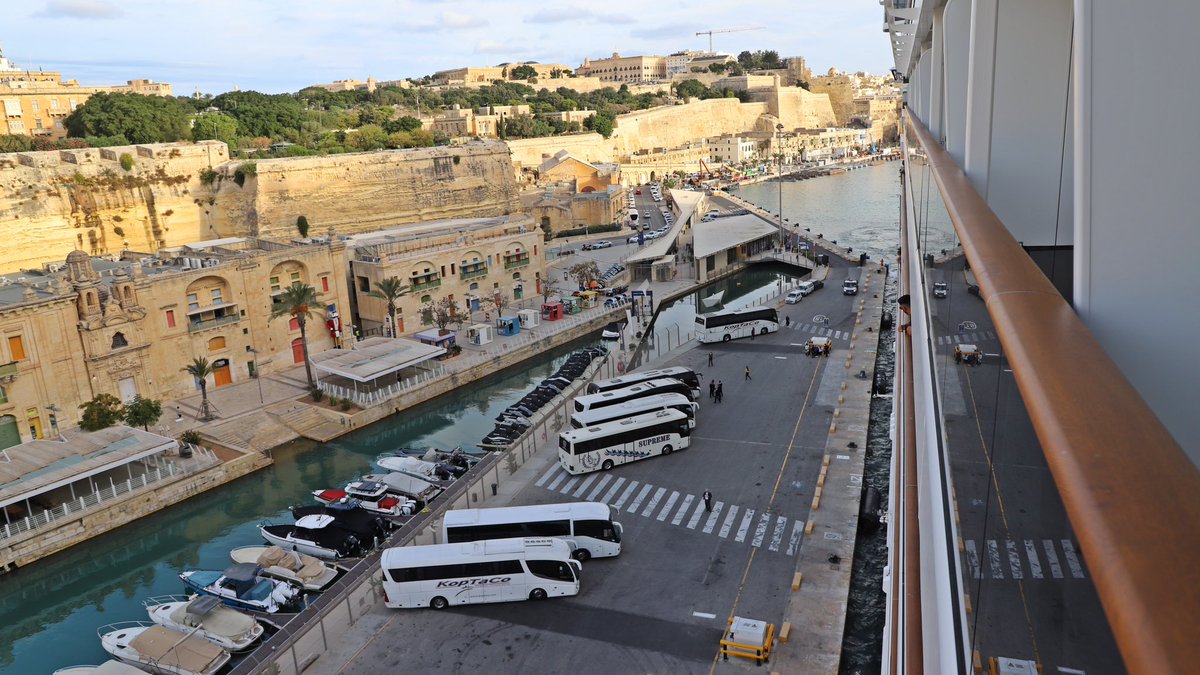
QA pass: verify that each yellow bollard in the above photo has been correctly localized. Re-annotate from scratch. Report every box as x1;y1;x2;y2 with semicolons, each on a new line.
840;381;847;390
829;422;837;433
833;408;841;418
837;394;845;404
804;520;815;535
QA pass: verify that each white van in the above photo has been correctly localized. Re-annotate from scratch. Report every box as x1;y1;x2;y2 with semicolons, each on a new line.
796;280;817;296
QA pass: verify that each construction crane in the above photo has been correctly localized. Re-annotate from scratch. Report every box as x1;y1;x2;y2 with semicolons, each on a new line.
695;27;764;53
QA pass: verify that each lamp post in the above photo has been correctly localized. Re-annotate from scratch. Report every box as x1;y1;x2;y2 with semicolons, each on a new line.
776;123;785;251
248;348;264;404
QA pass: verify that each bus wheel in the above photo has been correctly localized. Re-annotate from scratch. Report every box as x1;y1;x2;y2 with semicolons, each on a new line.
530;588;548;601
601;460;614;471
760;327;769;335
431;596;448;610
661;445;673;455
723;334;731;342
572;549;591;562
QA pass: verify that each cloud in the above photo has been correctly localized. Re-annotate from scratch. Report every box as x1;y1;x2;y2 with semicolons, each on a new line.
527;8;633;25
631;24;699;40
475;40;530;55
34;0;122;19
440;11;486;29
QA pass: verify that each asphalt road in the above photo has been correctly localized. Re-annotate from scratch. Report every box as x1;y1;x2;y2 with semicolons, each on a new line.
327;258;868;674
930;259;1125;673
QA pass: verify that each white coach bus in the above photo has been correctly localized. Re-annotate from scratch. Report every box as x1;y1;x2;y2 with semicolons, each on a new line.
695;306;779;343
570;393;698;430
443;502;623;561
586;366;702;399
380;538;581;610
558;409;691;475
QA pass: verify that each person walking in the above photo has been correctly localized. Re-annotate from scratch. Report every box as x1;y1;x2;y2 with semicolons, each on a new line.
744;366;751;381
716;381;724;403
785;315;791;328
703;489;713;512
708;352;714;367
709;380;716;400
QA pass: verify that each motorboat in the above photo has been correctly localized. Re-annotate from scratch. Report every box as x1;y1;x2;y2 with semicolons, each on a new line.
387;446;481;475
376;455;456;484
231;545;338;592
179;563;305;614
97;621;230;675
359;471;443;507
700;290;725;308
312;479;417;517
261;502;390;560
53;662;145;675
143;594;264;652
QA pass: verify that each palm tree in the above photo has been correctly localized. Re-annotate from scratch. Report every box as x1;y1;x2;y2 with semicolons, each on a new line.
270;282;320;390
183;357;215;421
367;277;410;337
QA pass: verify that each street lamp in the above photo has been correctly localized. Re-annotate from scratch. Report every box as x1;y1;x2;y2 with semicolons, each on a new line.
776;123;785;251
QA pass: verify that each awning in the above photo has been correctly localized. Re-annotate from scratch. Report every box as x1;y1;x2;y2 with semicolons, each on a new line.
311;336;445;382
185;301;238;316
693;213;779;259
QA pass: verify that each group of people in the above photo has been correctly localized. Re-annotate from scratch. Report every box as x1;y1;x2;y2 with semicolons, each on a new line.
708;379;724;403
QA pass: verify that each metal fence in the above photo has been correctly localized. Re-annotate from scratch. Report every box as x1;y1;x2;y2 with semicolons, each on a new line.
319;365;447;408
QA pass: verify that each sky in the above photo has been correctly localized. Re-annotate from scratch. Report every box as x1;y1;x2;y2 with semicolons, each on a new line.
1;0;893;96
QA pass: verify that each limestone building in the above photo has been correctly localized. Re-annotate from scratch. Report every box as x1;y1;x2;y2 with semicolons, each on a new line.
709;136;760;164
0;238;349;448
346;215;544;336
432;63;574;87
576;54;667;83
424;105;531;139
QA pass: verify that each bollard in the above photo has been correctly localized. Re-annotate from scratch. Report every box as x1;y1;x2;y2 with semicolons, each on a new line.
840;381;847;391
829;422;837;433
822;454;831;467
837;394;844;404
833;409;840;418
805;520;815;535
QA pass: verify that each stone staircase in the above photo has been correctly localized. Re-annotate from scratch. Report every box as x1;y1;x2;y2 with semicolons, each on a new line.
266;402;346;442
203;412;298;453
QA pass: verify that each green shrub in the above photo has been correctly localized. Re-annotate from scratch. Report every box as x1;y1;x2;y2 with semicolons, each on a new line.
310;387;324;402
297;215;310;238
327;396;339;406
553;222;623;238
119;153;134;172
339;400;353;412
180;430;202;446
233;162;256;187
199;167;218;185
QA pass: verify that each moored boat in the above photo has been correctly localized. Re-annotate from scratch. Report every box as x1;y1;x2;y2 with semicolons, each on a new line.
97;622;230;675
312;479;417;517
230;545;338;591
53;662;145;675
359;471;443;507
179;563;305;614
143;594;264;652
376;455;457;485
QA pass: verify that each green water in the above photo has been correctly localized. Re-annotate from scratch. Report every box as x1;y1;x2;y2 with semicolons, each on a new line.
0;339;598;674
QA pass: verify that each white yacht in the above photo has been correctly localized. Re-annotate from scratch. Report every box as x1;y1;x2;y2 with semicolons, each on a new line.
97;622;230;675
230;545;339;591
143;594;264;652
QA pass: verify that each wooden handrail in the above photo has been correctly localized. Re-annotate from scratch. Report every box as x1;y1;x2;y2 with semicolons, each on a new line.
906;114;1200;675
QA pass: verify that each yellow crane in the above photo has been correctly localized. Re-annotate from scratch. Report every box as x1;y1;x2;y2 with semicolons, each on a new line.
695;27;764;53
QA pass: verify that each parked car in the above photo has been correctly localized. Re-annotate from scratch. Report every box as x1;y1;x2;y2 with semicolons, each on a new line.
628;234;642;244
605;284;628;297
591;240;612;250
842;279;859;295
785;289;804;304
933;282;949;298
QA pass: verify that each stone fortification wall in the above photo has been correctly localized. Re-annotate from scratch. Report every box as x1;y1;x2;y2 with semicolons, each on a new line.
0;141;229;273
506;133;613;170
609;98;771;157
749;86;838;130
217;142;520;240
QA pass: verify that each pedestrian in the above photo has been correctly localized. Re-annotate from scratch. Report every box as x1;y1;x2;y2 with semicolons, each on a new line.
709;380;716;400
785;315;791;328
716;381;724;403
897;294;912;336
703;489;713;512
708;352;714;367
745;366;751;381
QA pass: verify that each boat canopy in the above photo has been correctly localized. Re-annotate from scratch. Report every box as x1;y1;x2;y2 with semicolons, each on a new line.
296;514;336;529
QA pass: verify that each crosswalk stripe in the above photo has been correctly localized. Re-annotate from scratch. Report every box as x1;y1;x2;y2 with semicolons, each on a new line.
965;540;982;579
1061;540;1085;578
627;484;654;514
657;491;680;521
686;499;707;529
572;474;598;498
702;502;724;534
640;487;667;518
733;508;755;542
535;465;559;487
559;476;583;494
586;475;612;501
768;516;787;552
546;471;569;491
718;506;740;539
600;477;626;504
613;480;640;509
672;495;695;526
751;512;771;548
787;521;804;555
937;335;947;345
987;540;1004;579
1024;540;1043;579
1042;540;1063;579
1006;540;1023;579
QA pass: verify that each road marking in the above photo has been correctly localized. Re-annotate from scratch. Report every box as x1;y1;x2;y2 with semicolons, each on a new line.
718;505;740;538
1024;540;1043;579
1042;540;1063;579
535;465;559;487
965;540;982;579
639;486;665;518
600;477;626;504
789;342;807;346
686;498;707;529
692;612;717;619
734;509;755;543
627;484;655;515
585;475;612;501
572;474;598;498
702;502;724;534
987;540;1004;579
1061;540;1085;578
613;480;640;510
672;495;695;525
546;471;569;491
787;521;804;555
1056;668;1086;674
751;512;771;548
558;476;583;494
1006;540;1023;579
774;356;788;360
656;491;680;521
767;516;787;551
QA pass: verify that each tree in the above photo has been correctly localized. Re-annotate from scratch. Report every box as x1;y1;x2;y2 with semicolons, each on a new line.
568;261;601;289
383;115;423;134
79;394;125;431
737;51;755;68
350;124;388;150
210;91;306;138
588;113;614;139
184;357;215;421
483;290;509;316
123;395;163;431
0;134;31;153
423;297;461;333
65;92;193;143
368;277;410;337
192;112;239;149
270;282;320;389
510;64;538;80
297;215;310;238
675;79;707;99
357;104;394;127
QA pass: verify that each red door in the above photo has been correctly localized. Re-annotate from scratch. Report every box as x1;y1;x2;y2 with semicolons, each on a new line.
291;338;305;364
213;360;232;387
